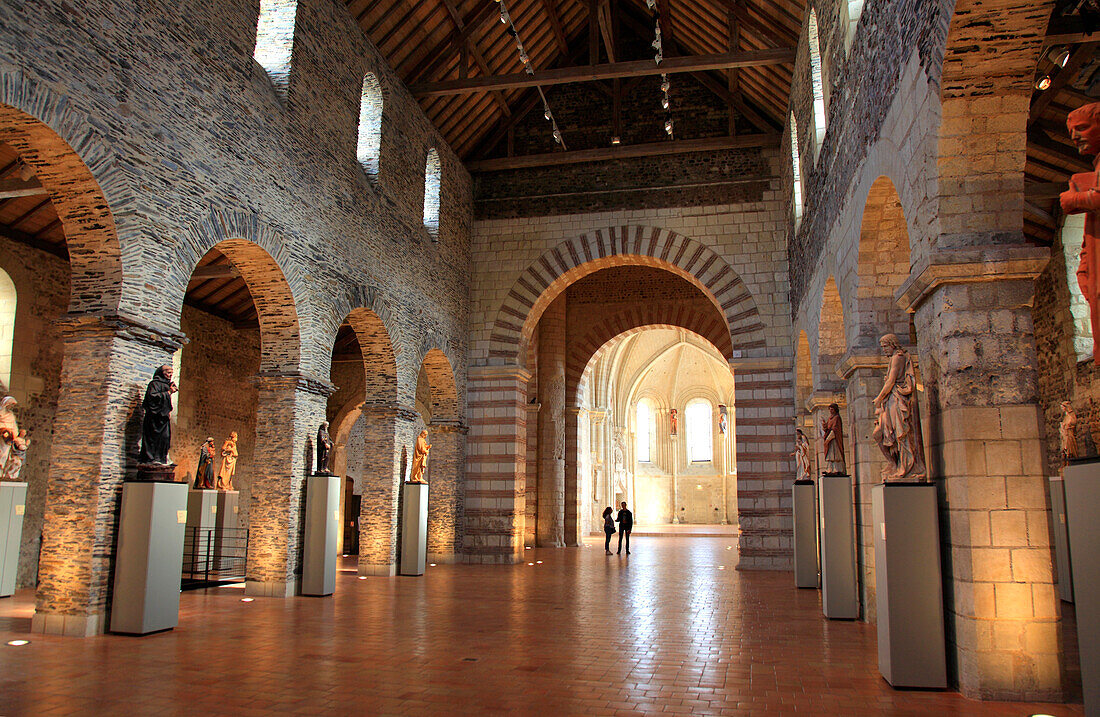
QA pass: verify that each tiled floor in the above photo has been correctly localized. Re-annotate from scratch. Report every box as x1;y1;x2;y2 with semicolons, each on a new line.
0;536;1083;716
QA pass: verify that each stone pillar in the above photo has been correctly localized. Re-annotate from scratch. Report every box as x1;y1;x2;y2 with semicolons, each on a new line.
564;407;584;545
899;248;1061;700
730;357;796;570
426;419;467;563
354;404;407;576
536;297;566;548
246;373;331;597
33;314;184;637
523;401;540;547
463;365;530;564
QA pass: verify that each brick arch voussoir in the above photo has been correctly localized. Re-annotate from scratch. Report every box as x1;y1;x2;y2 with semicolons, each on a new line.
0;71;128;315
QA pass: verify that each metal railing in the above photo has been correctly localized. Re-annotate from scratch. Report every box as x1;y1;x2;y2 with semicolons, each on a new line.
181;527;248;590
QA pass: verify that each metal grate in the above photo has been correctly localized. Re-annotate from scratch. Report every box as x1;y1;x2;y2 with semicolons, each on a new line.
181;527;248;590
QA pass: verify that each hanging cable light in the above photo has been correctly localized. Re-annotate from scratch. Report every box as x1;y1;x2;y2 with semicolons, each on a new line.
497;0;567;150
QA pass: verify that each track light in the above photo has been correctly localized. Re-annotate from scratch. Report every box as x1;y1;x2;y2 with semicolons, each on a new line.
1035;75;1052;91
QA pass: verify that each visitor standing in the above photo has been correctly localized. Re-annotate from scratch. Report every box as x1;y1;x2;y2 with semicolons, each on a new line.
615;501;633;555
602;506;615;554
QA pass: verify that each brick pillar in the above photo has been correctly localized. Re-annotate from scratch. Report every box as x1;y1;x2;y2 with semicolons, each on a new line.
33;314;184;637
564;407;583;546
464;365;529;564
427;420;466;563
355;404;403;576
838;351;890;625
246;373;330;597
900;248;1061;700
537;297;566;548
731;357;796;570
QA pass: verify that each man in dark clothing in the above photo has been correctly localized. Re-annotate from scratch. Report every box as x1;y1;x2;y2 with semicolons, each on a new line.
615;501;633;555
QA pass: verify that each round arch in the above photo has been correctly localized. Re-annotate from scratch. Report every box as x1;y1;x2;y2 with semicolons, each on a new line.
854;175;912;349
814;276;846;391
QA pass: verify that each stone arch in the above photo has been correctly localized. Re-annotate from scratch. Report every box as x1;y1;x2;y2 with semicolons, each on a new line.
795;329;812;412
815;276;846;391
0;75;125;316
418;347;459;422
854;175;911;349
322;283;403;401
490;226;767;364
416;347;463;560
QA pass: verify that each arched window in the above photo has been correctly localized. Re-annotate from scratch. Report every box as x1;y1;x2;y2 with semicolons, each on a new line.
808;10;827;158
790;113;803;228
254;0;299;99
685;399;713;462
636;400;656;463
0;268;14;390
423;148;442;238
357;73;383;180
842;0;864;55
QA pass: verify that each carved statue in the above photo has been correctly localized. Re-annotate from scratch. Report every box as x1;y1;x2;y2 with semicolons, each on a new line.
872;334;927;482
791;429;811;481
408;429;431;483
821;403;847;476
1062;102;1100;364
718;405;728;435
2;429;29;482
315;421;333;475
194;437;216;489
218;431;239;490
0;396;19;472
670;408;678;436
138;365;178;465
1060;401;1079;464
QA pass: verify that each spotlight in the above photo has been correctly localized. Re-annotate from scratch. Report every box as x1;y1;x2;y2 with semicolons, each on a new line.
1035;75;1052;91
525;546;532;550
664;118;674;135
6;640;29;646
611;136;621;145
536;560;543;564
527;562;535;566
718;566;725;570
1050;47;1071;67
661;96;669;109
429;563;437;567
240;597;254;603
358;576;367;580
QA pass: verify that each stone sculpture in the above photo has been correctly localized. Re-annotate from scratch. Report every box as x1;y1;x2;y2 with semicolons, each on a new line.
820;403;847;476
670;408;678;436
218;431;239;490
409;429;431;483
792;429;811;481
0;395;19;472
872;334;927;482
1060;401;1079;464
138;365;177;465
1061;102;1100;364
718;405;728;435
315;421;333;476
1;429;29;481
194;437;216;489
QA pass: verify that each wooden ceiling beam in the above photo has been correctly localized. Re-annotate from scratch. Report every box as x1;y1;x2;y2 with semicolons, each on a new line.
468;133;779;172
0;178;47;200
539;0;570;55
411;47;795;96
439;0;512;117
402;2;498;83
0;222;67;260
189;264;241;281
598;0;616;64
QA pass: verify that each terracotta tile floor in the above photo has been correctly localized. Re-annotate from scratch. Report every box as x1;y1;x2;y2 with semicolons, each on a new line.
0;536;1083;716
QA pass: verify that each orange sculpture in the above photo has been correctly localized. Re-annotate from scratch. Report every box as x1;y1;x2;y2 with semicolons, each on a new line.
1062;102;1100;364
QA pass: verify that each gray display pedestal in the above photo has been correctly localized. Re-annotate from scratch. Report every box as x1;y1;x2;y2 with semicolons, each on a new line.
213;491;239;569
792;480;818;589
1048;476;1073;603
872;483;946;689
185;489;218;563
0;482;27;597
400;482;428;577
819;475;858;619
1064;460;1100;714
110;481;188;635
302;475;340;596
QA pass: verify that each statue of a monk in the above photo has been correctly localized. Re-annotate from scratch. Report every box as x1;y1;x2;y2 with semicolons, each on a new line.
408;429;431;483
138;365;177;465
1062;102;1100;364
217;431;238;490
872;334;927;482
315;421;333;476
821;403;847;476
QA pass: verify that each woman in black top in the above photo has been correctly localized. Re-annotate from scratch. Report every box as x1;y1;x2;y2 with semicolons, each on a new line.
602;506;616;554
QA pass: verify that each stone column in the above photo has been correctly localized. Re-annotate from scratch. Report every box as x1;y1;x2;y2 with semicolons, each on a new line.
899;247;1061;700
246;373;331;597
564;407;584;545
464;365;530;564
536;297;566;548
426;419;467;563
354;404;418;576
523;401;540;547
33;314;184;637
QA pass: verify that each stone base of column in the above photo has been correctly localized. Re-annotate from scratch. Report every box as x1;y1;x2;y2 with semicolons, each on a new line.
427;552;457;565
358;563;396;577
31;611;104;637
245;578;297;598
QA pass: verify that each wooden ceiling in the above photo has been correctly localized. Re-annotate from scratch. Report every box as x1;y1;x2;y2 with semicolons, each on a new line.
0;143;67;260
346;0;801;164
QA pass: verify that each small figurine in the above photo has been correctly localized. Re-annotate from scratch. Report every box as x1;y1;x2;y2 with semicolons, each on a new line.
194;436;216;489
670;408;678;436
872;334;927;482
138;365;178;465
217;431;239;490
820;403;847;476
315;421;334;476
408;429;431;483
0;395;19;471
1060;401;1079;464
1061;102;1100;364
791;429;811;481
1;429;29;481
718;405;728;435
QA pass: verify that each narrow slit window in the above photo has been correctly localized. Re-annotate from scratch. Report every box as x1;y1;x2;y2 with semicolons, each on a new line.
254;0;298;99
790;113;803;227
423;148;442;238
0;268;15;390
357;73;383;180
808;10;827;157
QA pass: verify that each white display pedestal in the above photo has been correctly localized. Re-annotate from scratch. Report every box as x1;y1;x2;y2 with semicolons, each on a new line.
792;480;818;589
872;483;946;689
0;482;27;597
818;475;858;619
1048;477;1073;603
1064;460;1100;714
110;481;188;635
400;482;428;577
302;475;340;596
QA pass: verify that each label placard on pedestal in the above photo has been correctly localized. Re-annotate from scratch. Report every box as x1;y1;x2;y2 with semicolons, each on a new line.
400;483;428;576
1064;460;1100;714
302;475;340;596
872;483;946;689
819;474;858;619
0;482;27;597
792;480;818;589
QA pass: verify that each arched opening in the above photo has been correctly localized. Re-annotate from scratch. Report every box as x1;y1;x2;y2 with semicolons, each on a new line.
855;176;912;349
254;0;299;100
807;9;827;158
816;276;846;393
415;348;462;563
423;147;441;237
790;113;804;228
357;73;383;181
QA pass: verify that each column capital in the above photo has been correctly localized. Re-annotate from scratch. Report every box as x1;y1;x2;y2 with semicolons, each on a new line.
469;363;533;384
254;371;336;397
58;310;188;352
835;348;889;381
896;244;1049;314
806;390;845;413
